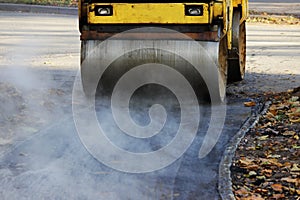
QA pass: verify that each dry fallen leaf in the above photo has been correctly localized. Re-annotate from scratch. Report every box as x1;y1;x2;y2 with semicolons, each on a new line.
239;157;255;167
235;187;249;197
244;101;256;107
290;118;300;123
245;164;260;171
269;105;278;116
281;177;300;186
259;158;283;167
271;183;283;192
242;194;264;200
272;193;285;199
282;130;296;136
261;169;273;177
254;188;268;194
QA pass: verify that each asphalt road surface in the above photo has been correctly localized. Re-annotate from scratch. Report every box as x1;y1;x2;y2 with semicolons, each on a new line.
249;0;300;16
0;10;299;200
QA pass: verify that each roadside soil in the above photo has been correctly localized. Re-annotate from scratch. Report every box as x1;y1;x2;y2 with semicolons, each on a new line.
248;13;300;25
229;9;300;200
231;88;300;200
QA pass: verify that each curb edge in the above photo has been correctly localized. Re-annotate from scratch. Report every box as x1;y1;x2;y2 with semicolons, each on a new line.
218;100;271;200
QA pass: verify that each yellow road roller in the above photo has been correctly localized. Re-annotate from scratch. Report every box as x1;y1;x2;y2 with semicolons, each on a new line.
78;0;248;101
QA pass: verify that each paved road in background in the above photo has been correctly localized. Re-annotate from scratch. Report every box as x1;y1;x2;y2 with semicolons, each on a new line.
0;9;299;200
237;23;300;94
249;0;300;16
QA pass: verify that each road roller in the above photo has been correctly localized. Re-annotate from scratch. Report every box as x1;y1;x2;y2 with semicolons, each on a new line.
78;0;248;101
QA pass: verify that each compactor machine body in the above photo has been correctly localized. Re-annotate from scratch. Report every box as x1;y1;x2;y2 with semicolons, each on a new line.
78;0;248;100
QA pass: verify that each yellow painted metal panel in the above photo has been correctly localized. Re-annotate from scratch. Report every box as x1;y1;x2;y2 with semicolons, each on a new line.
88;3;209;24
241;0;249;23
212;2;223;20
232;0;241;7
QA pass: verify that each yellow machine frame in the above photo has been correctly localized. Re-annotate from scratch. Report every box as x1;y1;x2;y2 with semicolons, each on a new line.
88;3;210;24
79;0;248;91
79;0;248;49
225;0;248;49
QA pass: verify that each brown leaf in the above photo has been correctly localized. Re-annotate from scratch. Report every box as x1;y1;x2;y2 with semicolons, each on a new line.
261;169;273;177
259;158;283;167
290;117;300;123
290;107;300;113
266;112;275;119
239;157;255;167
269;105;278;116
271;183;283;192
245;146;256;151
241;194;264;200
275;103;289;110
282;130;296;136
283;162;292;168
283;186;294;193
254;188;268;194
235;187;249;197
272;193;285;199
244;101;256;107
281;177;300;186
245;164;260;171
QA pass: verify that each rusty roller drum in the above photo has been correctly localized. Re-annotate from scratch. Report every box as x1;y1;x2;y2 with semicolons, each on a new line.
227;9;247;82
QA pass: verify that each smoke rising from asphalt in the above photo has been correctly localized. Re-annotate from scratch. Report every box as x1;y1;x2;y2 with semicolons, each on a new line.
0;40;45;143
0;38;181;199
0;12;198;200
0;30;225;199
0;37;84;199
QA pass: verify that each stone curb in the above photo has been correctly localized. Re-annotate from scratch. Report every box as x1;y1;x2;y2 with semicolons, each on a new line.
218;100;271;200
0;3;77;15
